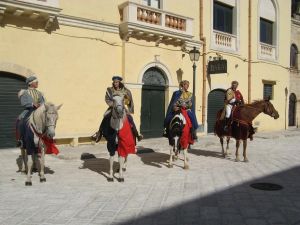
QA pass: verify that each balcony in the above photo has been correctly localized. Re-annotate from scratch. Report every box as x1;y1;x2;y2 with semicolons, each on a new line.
212;30;238;52
0;0;61;33
259;42;277;61
118;1;198;49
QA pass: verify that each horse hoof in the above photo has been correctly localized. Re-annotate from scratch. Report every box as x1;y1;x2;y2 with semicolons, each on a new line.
222;154;226;158
235;158;240;162
169;164;173;168
40;178;46;182
184;165;189;170
122;168;126;172
244;158;249;163
25;181;32;186
107;177;114;182
118;178;124;182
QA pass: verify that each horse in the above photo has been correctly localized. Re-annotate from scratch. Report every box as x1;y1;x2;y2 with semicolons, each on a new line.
98;94;136;182
168;108;193;169
20;103;62;186
214;99;279;162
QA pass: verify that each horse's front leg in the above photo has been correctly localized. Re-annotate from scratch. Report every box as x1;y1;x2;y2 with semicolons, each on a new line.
25;153;33;186
220;137;225;157
39;143;46;182
226;137;230;155
235;140;241;162
183;148;189;169
169;145;174;168
122;156;128;172
107;155;114;182
243;140;249;162
118;156;125;182
20;148;28;173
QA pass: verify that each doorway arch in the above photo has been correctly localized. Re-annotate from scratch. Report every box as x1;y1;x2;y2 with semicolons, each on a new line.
289;93;297;126
140;67;167;138
0;72;26;148
207;89;226;133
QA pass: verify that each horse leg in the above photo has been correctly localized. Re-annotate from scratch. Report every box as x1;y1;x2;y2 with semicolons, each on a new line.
20;148;28;173
107;156;114;182
235;140;241;162
122;156;128;172
243;140;249;162
169;145;174;168
39;144;46;182
183;148;189;169
220;137;225;157
25;154;33;186
118;156;125;182
226;137;230;155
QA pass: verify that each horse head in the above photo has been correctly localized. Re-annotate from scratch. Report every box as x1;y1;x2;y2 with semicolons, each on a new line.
263;98;279;119
44;103;62;139
170;111;185;138
112;94;125;119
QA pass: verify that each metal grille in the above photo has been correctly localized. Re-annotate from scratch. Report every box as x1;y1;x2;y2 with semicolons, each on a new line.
0;72;26;148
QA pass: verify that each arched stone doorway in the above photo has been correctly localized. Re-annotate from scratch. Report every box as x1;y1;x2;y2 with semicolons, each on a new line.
289;93;297;126
207;89;225;133
140;67;167;138
0;72;26;148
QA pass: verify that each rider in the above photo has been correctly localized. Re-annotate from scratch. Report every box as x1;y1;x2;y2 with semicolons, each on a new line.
17;75;45;147
163;80;198;140
93;75;143;142
224;80;244;132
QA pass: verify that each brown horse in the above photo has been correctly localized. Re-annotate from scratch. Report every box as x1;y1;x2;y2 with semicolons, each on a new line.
214;99;279;162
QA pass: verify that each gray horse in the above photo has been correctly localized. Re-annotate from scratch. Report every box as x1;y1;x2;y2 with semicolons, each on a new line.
20;102;62;186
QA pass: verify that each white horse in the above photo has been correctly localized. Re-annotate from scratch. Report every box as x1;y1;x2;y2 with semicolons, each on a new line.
168;111;190;169
100;95;136;182
20;103;62;186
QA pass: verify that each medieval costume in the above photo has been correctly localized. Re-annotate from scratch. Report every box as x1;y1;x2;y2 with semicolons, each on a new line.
17;76;45;147
164;81;198;140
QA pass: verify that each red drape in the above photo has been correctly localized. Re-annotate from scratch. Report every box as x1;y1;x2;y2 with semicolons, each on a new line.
180;108;194;149
117;117;136;157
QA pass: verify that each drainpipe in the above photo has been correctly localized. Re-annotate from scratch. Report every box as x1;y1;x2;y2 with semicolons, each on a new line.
200;0;207;127
248;0;252;103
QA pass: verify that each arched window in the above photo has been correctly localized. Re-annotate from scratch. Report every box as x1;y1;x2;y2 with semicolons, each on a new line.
259;0;278;60
259;0;276;45
290;44;298;69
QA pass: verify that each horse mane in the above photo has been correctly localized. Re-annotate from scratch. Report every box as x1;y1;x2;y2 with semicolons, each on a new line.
241;99;265;108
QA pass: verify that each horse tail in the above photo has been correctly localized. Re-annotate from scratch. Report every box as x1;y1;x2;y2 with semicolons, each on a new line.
214;109;224;137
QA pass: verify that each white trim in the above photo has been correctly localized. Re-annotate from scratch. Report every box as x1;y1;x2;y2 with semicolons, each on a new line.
58;14;119;34
138;61;173;86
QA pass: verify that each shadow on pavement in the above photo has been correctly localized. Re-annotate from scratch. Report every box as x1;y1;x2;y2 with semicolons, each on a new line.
80;154;119;180
117;166;300;225
136;151;170;168
188;148;224;159
16;155;55;174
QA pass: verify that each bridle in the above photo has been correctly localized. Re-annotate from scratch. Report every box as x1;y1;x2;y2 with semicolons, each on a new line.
32;107;57;135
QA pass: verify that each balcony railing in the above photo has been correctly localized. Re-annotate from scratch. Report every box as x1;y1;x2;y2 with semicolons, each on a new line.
119;1;194;46
259;42;276;60
212;30;237;52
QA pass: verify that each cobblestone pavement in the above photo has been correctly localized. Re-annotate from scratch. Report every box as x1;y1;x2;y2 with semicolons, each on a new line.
1;129;300;225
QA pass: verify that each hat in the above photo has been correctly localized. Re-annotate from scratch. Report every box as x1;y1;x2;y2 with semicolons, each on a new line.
112;76;123;81
26;76;38;85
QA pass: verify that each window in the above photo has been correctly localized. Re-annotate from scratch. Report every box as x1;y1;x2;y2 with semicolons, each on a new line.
290;44;298;69
142;0;161;9
213;1;233;34
260;18;273;45
263;83;274;100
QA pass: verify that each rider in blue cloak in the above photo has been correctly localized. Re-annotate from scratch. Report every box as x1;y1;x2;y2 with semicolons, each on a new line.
163;80;198;140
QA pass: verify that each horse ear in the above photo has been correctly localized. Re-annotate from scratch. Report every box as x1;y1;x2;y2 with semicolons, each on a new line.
56;104;63;111
265;96;271;102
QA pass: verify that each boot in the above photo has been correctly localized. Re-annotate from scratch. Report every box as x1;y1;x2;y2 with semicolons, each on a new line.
191;128;198;140
223;118;230;132
91;131;102;143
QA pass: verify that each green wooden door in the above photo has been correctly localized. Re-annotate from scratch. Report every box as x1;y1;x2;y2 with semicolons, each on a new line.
207;89;225;133
140;68;166;138
0;72;26;148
